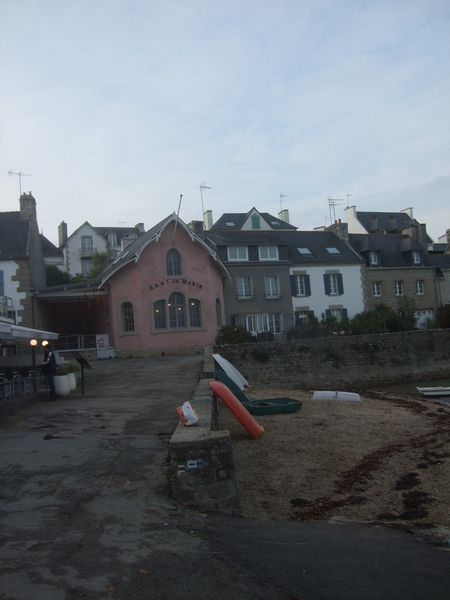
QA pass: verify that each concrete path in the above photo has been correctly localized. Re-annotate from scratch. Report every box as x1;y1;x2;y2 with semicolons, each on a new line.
1;356;449;599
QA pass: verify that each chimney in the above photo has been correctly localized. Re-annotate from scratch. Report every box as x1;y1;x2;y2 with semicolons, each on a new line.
58;221;68;247
188;220;204;238
327;220;349;242
19;192;37;221
445;229;450;255
278;209;290;224
400;207;414;219
135;223;145;234
204;210;213;231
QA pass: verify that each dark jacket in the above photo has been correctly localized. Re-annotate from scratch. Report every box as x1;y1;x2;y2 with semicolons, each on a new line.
41;350;57;375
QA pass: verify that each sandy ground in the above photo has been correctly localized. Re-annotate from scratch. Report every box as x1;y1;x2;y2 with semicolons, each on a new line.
219;386;450;545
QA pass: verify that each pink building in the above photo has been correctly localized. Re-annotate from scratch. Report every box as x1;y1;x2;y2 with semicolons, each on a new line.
97;214;230;355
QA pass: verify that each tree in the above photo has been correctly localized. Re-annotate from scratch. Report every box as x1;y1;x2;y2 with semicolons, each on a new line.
46;265;71;286
90;250;111;278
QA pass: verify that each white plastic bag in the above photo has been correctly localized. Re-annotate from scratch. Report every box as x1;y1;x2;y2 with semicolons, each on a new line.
175;401;199;426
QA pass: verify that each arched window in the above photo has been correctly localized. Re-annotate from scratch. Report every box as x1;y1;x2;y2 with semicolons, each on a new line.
166;248;182;276
121;301;135;333
154;300;166;330
168;292;186;328
189;299;201;328
215;298;222;328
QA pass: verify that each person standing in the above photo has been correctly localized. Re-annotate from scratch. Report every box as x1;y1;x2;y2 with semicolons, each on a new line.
40;344;57;400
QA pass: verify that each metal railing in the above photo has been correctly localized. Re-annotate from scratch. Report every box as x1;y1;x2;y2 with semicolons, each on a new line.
1;371;48;401
0;295;15;320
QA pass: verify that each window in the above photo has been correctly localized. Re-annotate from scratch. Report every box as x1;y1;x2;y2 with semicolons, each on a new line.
370;252;378;265
189;299;201;327
237;276;253;299
259;246;278;260
108;233;118;247
413;251;421;265
154;300;166;329
264;276;280;298
324;273;343;295
81;236;94;256
292;274;311;297
372;282;382;297
297;247;312;255
395;281;403;296
244;313;282;335
251;214;260;229
215;298;222;328
0;270;4;295
168;292;186;328
416;280;424;295
295;310;309;325
326;247;340;255
81;260;92;277
166;248;182;276
228;246;248;261
331;308;342;321
122;301;135;333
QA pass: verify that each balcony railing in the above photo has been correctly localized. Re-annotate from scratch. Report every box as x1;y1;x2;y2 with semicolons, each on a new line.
0;295;15;321
79;247;97;257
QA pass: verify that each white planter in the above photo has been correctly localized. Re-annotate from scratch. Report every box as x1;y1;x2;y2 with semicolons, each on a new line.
68;372;76;392
54;375;71;396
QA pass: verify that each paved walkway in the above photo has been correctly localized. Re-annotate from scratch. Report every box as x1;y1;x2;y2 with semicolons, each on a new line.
1;356;449;599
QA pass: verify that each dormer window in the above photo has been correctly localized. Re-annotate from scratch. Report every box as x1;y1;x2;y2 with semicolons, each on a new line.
370;251;378;265
259;246;278;260
413;251;421;264
108;233;118;247
228;246;248;261
251;214;260;229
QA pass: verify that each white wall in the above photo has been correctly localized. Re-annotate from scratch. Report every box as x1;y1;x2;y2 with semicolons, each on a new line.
290;264;364;320
1;260;27;324
63;223;108;276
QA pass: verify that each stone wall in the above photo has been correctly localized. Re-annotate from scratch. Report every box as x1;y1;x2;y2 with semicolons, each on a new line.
215;329;450;389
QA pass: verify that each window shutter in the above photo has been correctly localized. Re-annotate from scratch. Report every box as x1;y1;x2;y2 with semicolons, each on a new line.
290;275;297;296
325;309;331;318
323;274;331;295
305;275;311;297
294;311;300;325
342;308;348;320
0;270;4;295
337;274;344;294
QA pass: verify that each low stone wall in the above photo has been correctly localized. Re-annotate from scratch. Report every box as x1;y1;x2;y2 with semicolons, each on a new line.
215;329;450;390
168;348;242;515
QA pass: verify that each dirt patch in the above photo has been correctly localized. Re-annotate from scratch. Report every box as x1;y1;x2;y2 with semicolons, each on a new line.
219;387;450;545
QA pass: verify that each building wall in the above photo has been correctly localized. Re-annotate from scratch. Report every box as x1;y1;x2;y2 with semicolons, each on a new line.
108;222;226;351
223;264;293;334
63;223;108;277
364;267;437;315
0;260;26;324
290;264;365;321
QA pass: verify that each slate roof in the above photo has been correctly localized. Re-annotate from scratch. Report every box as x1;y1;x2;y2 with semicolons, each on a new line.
97;213;231;287
211;209;297;231
0;212;29;260
349;234;434;268
40;234;63;258
95;226;143;241
356;211;417;233
206;230;363;265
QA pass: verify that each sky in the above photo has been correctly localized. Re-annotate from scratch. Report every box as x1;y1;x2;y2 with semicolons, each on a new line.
0;0;449;247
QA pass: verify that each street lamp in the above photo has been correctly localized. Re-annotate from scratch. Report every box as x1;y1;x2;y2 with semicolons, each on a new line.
30;339;37;366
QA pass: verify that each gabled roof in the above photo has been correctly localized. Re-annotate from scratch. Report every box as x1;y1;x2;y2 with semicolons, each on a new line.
98;213;231;287
206;229;363;265
40;234;63;258
95;226;143;241
349;234;434;268
0;211;30;260
211;207;297;231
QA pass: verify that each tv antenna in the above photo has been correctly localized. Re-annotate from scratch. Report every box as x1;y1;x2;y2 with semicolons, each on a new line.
328;197;343;223
8;170;31;195
280;193;287;211
199;182;211;217
118;221;132;227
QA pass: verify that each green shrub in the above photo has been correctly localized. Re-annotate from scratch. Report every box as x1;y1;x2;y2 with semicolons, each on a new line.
217;325;253;344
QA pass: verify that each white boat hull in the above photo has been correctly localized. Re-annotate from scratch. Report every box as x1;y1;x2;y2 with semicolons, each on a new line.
312;390;361;402
417;386;450;397
212;354;250;392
